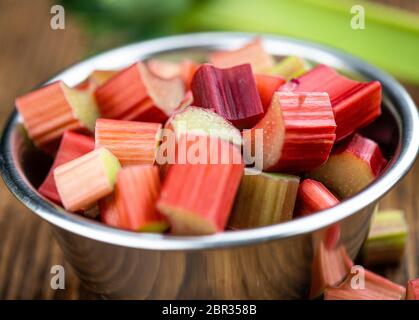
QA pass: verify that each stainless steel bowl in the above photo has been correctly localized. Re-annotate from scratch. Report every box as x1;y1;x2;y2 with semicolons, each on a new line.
1;33;418;299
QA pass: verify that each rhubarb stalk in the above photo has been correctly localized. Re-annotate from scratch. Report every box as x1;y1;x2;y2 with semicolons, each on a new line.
54;147;121;212
406;279;419;300
95;118;162;166
243;91;336;172
229;169;299;228
38;131;95;204
191;63;264;129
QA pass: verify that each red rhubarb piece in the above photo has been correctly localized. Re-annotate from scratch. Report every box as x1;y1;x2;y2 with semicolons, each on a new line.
113;165;168;232
243;91;336;172
191;63;264;129
310;242;353;299
308;133;387;198
254;74;286;110
38;131;95;204
54;147;121;212
208;38;275;73
95;118;162;166
15;81;99;149
324;268;406;300
157;136;244;235
282;64;382;141
147;59;198;90
94;62;184;123
406;279;419;300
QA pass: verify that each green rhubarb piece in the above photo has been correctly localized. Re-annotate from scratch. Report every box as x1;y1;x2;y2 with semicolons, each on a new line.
363;209;408;266
229;168;300;228
269;56;309;80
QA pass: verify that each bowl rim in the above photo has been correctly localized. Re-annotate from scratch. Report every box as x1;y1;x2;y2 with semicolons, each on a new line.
1;32;418;250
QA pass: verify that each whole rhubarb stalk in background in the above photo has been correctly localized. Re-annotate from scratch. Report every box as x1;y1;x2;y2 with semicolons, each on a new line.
191;63;264;129
208;38;275;73
76;70;118;91
310;242;353;299
38;131;95;204
254;74;285;110
147;59;199;90
324;268;406;300
229;169;299;228
112;165;168;232
308;133;387;198
281;64;382;141
94;62;184;123
406;279;419;300
54;147;121;212
269;56;308;80
15;81;99;149
157;136;244;235
95;118;162;166
243;91;336;172
362;210;407;267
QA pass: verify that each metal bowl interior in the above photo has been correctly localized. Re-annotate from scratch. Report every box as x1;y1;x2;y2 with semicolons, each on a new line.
0;32;418;250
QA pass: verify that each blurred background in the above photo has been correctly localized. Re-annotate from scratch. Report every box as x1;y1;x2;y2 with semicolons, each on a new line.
0;0;417;299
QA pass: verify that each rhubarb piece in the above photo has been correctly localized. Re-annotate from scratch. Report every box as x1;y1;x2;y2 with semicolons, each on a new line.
76;70;118;91
99;194;121;228
54;147;121;212
208;38;275;73
95;118;162;166
295;179;339;216
406;279;419;300
228;169;299;228
94;62;184;122
157;136;244;235
254;74;286;109
307;133;387;198
282;64;382;141
324;268;406;300
114;165;168;232
362;210;407;267
191;63;264;129
269;56;308;80
15;81;100;148
243;91;336;172
38;131;95;204
165;106;242;146
310;242;353;299
147;59;198;90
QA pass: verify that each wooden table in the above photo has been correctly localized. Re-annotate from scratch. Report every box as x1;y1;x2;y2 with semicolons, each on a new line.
0;0;417;299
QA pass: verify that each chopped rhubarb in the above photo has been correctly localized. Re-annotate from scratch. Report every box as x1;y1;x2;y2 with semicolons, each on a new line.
157;136;244;235
165;106;242;146
147;59;198;90
310;242;353;299
308;133;387;198
243;91;336;172
208;38;275;73
95;118;162;166
54;147;121;212
406;279;419;300
295;179;339;216
362;210;407;267
191;63;264;129
269;56;307;80
324;268;406;300
99;194;120;228
281;64;382;141
76;70;118;91
114;165;168;232
38;131;95;204
94;62;184;123
254;74;286;110
229;169;299;228
15;81;100;148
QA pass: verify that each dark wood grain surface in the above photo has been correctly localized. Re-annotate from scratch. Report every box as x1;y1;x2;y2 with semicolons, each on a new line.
0;0;417;299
